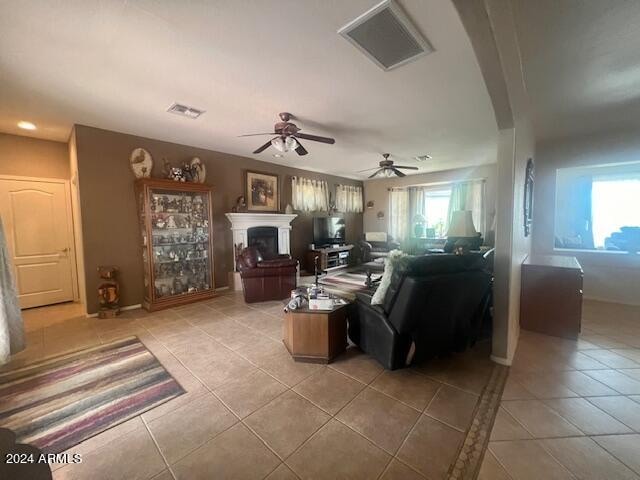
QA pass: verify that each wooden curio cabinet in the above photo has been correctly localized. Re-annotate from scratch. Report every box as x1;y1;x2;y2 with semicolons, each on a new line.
135;179;215;311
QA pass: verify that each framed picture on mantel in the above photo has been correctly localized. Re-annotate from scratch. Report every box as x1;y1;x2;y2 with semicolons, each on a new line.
246;170;279;212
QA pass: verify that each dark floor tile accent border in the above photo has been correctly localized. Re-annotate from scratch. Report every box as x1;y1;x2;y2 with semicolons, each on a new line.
448;363;509;480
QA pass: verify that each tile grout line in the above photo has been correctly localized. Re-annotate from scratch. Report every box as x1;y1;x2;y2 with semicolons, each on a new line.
140;415;178;480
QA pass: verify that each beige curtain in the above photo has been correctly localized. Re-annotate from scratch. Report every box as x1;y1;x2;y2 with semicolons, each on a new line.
336;185;363;213
388;188;409;241
291;176;329;212
0;218;25;364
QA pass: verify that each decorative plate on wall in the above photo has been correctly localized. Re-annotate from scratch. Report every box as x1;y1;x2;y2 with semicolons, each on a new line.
130;148;153;178
190;157;206;183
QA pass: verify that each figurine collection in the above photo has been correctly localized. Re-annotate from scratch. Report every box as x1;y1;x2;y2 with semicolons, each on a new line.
149;192;211;298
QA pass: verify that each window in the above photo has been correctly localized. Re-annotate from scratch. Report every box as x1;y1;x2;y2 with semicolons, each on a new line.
388;179;486;242
423;188;451;238
592;175;640;248
555;162;640;251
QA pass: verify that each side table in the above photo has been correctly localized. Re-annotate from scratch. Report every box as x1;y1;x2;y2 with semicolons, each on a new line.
283;303;348;363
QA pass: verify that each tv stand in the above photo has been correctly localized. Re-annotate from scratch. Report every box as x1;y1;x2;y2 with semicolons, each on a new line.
307;245;353;273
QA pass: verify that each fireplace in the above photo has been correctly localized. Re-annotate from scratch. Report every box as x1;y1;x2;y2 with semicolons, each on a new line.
225;213;297;273
248;226;279;259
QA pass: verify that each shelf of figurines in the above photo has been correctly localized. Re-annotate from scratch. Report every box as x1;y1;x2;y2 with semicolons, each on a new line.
153;274;211;298
135;178;215;310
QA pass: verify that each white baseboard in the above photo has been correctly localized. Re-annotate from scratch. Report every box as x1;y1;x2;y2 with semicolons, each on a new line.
86;304;142;318
215;286;230;292
490;354;512;366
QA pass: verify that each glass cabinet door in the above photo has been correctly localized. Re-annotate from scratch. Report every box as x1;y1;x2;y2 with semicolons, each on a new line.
148;187;212;301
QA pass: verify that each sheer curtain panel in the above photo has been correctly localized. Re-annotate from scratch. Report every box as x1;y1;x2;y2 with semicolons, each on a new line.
447;180;486;235
291;176;329;212
388;188;409;241
336;185;363;213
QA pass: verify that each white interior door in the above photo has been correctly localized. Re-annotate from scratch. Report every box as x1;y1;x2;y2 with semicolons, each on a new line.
0;177;75;308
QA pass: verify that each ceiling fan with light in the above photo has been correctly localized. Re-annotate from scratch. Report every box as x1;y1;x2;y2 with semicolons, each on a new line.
358;153;419;178
239;112;335;156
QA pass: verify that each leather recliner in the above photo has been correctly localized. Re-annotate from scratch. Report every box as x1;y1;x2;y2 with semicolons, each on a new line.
236;246;298;303
349;254;492;370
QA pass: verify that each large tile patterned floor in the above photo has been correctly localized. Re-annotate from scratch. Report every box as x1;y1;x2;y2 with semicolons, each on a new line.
480;300;640;480
4;291;494;480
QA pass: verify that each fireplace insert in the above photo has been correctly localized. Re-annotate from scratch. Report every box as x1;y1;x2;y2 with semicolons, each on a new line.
247;226;279;259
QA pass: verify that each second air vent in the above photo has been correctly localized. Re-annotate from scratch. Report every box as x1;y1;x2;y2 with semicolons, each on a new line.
167;103;205;119
338;0;433;71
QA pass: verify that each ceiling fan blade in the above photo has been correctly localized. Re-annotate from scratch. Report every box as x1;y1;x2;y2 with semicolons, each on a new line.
294;139;308;156
253;140;273;154
368;168;385;179
392;168;406;177
393;165;420;170
238;133;277;137
295;132;335;144
356;167;380;173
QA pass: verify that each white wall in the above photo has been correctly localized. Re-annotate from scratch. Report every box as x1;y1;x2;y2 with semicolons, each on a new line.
533;131;640;305
362;164;497;234
483;0;535;364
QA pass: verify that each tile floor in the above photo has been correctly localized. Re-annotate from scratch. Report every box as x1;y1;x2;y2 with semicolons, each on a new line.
4;291;494;480
479;300;640;480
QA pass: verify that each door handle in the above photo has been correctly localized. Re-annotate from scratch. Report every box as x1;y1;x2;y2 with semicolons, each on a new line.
59;247;70;256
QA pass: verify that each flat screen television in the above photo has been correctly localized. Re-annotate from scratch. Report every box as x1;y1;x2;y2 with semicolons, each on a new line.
313;217;346;246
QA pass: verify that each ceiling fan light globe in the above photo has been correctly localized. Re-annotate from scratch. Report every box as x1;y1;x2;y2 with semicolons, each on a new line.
271;137;287;152
285;136;298;151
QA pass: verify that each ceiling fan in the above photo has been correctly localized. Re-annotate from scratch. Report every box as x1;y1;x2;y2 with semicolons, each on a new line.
358;153;419;178
239;112;335;156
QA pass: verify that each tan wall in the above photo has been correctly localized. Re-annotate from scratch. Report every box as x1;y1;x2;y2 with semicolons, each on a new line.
0;133;69;179
74;125;363;314
362;164;497;235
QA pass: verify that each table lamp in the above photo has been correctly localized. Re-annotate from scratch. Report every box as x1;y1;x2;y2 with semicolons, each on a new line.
446;210;481;253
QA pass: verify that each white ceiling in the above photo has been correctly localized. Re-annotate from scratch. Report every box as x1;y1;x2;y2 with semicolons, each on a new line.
0;0;498;179
513;0;640;142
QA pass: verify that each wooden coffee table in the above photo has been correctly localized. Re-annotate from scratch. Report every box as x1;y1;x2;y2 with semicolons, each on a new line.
283;303;348;363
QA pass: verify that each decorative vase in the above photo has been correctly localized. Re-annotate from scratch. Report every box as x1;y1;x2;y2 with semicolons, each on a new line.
285;203;294;214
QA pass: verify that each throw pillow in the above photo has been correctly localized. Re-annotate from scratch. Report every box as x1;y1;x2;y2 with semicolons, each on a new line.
370;249;407;305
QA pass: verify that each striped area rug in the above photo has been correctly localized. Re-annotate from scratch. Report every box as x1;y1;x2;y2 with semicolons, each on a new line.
0;336;184;454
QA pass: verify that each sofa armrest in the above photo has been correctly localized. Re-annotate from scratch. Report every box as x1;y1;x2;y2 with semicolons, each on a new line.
358;240;373;252
257;259;298;268
355;291;375;305
351;296;410;370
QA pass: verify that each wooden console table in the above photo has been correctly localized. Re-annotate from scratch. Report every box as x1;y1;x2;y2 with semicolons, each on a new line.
283;303;348;363
520;254;583;339
306;245;353;273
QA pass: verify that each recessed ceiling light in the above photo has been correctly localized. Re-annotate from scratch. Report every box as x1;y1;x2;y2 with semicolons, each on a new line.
17;121;37;130
414;154;432;162
273;153;284;158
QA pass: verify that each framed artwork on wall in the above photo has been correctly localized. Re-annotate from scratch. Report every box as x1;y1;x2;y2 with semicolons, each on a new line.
523;158;534;237
246;170;279;212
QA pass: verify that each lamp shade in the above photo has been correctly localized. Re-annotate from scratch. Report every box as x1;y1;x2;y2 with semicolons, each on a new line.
447;210;477;237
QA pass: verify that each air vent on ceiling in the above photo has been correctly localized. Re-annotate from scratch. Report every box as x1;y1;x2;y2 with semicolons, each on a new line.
167;103;205;119
338;0;433;71
414;154;432;162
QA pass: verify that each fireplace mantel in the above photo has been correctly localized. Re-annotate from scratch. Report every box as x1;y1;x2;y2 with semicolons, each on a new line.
225;213;297;269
